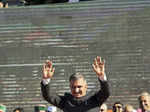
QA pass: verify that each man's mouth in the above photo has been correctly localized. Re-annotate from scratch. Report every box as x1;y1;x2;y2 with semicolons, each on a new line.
74;93;80;95
73;92;82;97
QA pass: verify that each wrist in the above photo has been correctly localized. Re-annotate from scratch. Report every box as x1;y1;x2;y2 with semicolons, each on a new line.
42;78;51;85
98;73;107;81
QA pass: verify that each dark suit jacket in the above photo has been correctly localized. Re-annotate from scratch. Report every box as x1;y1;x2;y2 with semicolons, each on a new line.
41;79;110;112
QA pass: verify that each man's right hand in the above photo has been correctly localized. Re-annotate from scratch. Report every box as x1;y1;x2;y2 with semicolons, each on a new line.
42;60;55;79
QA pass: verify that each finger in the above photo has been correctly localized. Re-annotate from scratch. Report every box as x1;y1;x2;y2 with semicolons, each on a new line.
97;56;101;66
43;63;46;72
92;64;100;76
99;57;102;64
92;64;96;72
46;60;52;68
102;59;105;65
45;60;49;64
100;59;105;68
48;61;52;68
49;62;53;72
94;58;98;68
52;67;55;73
101;59;105;72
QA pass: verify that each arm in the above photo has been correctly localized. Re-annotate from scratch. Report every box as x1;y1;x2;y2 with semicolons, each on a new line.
95;78;110;105
41;60;65;109
41;81;66;109
92;56;110;105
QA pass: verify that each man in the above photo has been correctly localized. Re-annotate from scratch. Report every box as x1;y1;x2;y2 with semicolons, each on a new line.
113;102;124;112
137;92;150;112
99;103;108;112
41;56;110;112
0;104;6;112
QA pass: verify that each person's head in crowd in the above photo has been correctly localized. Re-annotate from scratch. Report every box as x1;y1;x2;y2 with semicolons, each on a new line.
99;103;108;112
0;0;8;8
13;107;24;112
69;72;88;98
47;106;57;112
34;104;47;112
124;104;136;112
138;91;150;112
0;104;6;112
113;102;124;112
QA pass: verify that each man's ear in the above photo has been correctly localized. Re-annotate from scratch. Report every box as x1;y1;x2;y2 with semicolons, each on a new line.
85;83;88;89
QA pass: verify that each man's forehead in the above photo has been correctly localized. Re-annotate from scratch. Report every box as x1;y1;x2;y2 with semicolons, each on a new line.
141;95;150;100
70;78;86;86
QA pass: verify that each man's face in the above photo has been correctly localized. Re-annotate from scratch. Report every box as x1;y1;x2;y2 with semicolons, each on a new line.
140;95;150;111
114;104;123;112
70;78;87;98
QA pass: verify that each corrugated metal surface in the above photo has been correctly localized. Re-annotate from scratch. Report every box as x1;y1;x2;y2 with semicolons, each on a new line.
0;0;150;112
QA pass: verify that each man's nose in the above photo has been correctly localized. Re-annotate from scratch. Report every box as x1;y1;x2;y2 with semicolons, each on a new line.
75;88;79;93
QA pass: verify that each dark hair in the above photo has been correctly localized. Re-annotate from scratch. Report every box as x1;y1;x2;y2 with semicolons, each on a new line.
113;101;123;106
113;102;123;112
13;107;24;112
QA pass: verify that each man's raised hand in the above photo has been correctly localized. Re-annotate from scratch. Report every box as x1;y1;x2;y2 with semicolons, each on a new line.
92;56;105;78
42;60;55;79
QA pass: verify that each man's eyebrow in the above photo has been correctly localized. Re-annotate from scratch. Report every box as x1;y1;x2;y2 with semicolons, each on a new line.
77;86;82;87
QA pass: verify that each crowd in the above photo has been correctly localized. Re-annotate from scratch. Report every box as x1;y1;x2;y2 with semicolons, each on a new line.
99;91;150;112
0;91;150;112
0;0;92;8
0;56;150;112
40;56;150;112
0;104;57;112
